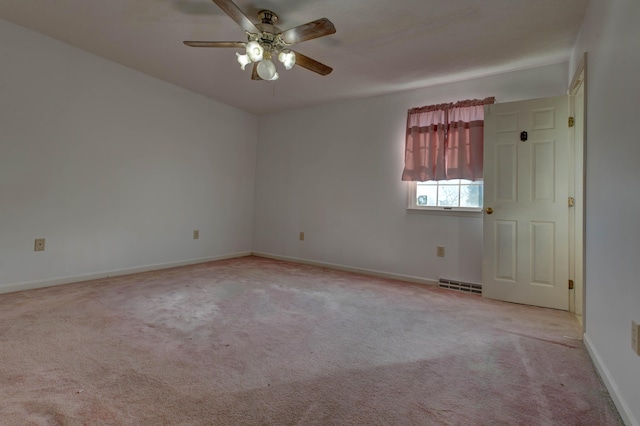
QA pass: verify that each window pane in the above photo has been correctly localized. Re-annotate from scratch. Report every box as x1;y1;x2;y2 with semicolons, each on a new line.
437;185;459;206
416;184;437;206
460;184;483;208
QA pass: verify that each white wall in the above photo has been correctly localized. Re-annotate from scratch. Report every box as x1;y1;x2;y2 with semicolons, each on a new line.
254;62;568;283
570;0;640;424
0;19;257;291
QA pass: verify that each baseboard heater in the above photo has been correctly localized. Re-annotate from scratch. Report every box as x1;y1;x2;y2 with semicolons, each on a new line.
438;278;482;295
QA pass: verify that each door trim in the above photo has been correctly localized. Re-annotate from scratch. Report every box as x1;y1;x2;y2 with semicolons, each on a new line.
569;52;587;332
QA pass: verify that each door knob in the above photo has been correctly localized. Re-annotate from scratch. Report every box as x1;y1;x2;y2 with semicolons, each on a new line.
485;207;494;215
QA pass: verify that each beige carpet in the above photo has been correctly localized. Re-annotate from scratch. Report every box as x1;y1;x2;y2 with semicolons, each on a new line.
0;256;622;425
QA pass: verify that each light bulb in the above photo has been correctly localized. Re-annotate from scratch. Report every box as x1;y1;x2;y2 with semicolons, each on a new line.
257;59;277;80
278;50;296;70
246;41;263;62
236;52;251;70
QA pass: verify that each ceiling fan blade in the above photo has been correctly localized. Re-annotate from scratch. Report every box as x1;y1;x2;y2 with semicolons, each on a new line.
183;41;246;48
211;0;258;34
293;51;333;76
251;63;263;80
281;18;336;44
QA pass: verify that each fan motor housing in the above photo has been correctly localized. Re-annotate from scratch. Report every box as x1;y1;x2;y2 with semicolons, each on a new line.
258;10;278;25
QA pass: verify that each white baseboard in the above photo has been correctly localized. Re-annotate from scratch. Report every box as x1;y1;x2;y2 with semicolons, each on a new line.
584;332;638;426
252;251;438;286
0;251;252;295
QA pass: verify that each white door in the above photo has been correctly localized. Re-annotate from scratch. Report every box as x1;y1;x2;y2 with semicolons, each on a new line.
482;96;569;310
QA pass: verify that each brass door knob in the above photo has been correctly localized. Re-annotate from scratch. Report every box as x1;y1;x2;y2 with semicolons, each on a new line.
485;207;494;215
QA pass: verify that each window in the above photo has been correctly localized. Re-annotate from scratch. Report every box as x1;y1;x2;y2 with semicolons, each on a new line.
408;179;483;211
401;97;493;213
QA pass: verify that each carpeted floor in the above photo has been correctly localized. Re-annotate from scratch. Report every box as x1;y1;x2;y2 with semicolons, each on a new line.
0;256;622;425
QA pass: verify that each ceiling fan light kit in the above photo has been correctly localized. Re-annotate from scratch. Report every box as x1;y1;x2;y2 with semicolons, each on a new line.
235;52;252;70
256;56;278;80
184;0;336;81
245;40;264;62
279;50;296;70
242;23;292;81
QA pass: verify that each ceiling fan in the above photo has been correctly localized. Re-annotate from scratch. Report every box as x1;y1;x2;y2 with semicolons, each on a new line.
183;0;336;81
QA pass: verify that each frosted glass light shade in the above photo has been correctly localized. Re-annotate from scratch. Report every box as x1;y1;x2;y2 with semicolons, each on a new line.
236;52;252;70
278;50;296;70
246;41;264;62
257;59;277;80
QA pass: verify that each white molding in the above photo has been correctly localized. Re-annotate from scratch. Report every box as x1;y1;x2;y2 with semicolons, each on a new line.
0;251;252;295
584;333;638;426
252;251;438;286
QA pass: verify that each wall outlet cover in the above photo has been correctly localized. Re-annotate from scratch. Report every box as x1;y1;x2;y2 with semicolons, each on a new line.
193;230;199;240
34;238;45;252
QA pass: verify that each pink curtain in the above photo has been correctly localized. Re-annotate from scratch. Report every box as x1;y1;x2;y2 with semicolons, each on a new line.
401;97;495;182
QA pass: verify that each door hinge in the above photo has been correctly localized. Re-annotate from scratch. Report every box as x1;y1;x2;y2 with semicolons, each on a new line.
568;117;575;127
568;197;575;207
569;279;574;290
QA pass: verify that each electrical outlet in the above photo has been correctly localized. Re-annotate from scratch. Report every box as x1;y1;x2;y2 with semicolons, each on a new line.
437;246;445;257
193;230;199;240
299;232;305;241
633;320;639;356
34;238;45;252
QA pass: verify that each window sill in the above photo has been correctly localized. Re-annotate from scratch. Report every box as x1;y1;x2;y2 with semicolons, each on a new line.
406;207;483;218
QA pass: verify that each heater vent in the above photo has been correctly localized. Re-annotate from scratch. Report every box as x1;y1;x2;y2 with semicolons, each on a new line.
439;278;482;295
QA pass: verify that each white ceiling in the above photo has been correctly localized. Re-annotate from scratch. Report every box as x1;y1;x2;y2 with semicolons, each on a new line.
0;0;589;115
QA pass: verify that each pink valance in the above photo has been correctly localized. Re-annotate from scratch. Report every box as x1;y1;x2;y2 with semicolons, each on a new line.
402;97;495;182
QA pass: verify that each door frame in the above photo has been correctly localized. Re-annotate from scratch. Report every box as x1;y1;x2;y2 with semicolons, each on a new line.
568;52;587;331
